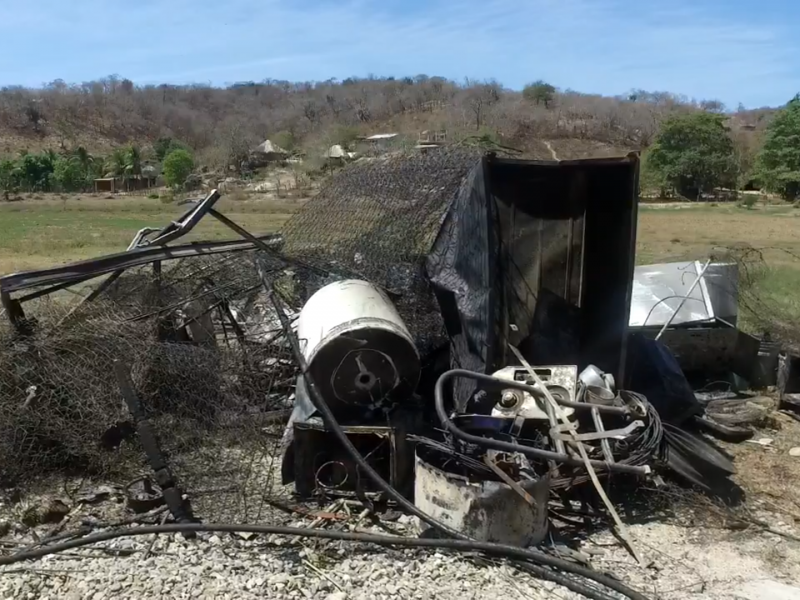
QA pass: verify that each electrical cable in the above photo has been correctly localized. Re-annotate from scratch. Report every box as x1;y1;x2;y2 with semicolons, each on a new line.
264;285;650;600
0;522;622;600
435;369;650;477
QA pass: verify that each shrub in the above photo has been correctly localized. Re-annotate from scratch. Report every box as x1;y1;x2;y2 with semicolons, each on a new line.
739;195;757;209
162;149;195;188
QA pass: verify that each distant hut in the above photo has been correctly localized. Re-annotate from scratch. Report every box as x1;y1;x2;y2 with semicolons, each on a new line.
325;144;348;166
94;177;117;193
250;140;289;166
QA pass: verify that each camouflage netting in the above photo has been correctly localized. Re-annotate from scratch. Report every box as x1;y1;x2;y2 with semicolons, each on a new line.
280;148;484;356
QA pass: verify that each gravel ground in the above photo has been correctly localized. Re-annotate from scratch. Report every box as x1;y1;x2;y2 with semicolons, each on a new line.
0;528;580;600
1;513;799;600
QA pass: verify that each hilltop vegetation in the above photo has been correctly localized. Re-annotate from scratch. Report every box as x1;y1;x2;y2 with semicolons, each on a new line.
0;75;796;198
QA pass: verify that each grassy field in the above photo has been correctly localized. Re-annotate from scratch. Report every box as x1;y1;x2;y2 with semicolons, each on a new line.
0;193;302;275
2;195;800;334
637;203;800;334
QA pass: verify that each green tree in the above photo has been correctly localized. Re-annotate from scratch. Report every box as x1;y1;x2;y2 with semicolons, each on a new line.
154;137;188;162
645;112;737;199
162;149;195;188
124;145;143;183
73;146;93;170
639;148;670;197
523;80;556;108
754;94;800;200
17;152;55;191
52;156;85;191
0;159;19;200
105;148;127;178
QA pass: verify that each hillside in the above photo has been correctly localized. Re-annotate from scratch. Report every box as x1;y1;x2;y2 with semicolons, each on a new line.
0;76;780;164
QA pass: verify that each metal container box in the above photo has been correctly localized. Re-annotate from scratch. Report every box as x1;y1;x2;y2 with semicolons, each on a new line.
292;420;415;499
414;452;549;547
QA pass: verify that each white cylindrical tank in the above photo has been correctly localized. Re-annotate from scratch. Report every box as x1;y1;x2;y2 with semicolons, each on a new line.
296;279;420;414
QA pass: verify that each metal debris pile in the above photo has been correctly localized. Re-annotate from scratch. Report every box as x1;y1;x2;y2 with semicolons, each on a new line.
1;150;799;599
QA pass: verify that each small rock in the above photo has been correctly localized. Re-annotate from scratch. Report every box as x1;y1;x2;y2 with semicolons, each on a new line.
748;438;774;447
789;447;800;457
325;593;347;600
269;573;290;585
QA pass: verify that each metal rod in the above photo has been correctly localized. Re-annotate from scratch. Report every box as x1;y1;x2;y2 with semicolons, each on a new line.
17;273;101;303
581;383;616;464
591;406;615;464
1;236;282;294
207;208;337;279
655;259;712;341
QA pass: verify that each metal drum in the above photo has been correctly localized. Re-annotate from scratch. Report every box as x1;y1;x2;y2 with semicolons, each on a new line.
296;280;420;414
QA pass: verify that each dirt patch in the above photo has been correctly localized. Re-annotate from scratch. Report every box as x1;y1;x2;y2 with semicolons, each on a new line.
725;413;800;518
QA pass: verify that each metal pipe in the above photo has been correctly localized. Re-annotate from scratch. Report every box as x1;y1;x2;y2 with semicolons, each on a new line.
0;236;282;294
655;259;712;341
435;369;651;476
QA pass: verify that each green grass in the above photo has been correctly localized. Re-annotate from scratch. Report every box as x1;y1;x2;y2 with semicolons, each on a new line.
0;194;302;274
738;265;800;336
2;195;800;339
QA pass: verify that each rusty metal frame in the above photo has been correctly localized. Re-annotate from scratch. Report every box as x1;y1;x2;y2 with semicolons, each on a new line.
292;420;414;500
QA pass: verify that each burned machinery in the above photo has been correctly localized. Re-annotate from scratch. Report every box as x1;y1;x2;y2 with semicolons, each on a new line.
276;152;667;545
281;279;422;499
0;150;712;546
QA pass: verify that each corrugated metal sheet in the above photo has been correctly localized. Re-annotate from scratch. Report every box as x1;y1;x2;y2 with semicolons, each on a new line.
629;261;738;328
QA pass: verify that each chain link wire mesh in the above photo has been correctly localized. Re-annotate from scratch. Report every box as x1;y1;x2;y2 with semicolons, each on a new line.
0;250;300;522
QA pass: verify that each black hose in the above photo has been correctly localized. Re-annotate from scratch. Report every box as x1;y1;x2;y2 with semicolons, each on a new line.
266;288;649;600
435;369;650;476
0;522;622;600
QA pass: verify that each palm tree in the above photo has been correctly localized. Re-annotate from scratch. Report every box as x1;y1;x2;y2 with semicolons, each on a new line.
121;146;143;191
105;148;127;179
124;145;142;179
73;146;92;170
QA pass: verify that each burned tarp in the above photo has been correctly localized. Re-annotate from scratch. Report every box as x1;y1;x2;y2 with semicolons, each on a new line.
427;154;640;406
425;158;498;406
280;150;640;409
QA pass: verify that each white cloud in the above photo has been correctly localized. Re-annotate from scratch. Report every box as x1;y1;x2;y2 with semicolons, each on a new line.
0;0;797;107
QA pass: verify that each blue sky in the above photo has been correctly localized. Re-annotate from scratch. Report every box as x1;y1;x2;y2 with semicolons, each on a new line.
1;0;798;108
